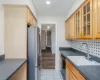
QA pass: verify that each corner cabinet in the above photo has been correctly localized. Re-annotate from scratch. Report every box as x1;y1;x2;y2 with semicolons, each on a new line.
66;59;86;80
75;8;82;39
82;0;93;39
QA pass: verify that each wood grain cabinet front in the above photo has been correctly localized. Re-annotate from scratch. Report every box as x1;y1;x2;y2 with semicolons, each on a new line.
75;8;82;39
82;0;93;39
65;20;69;39
65;0;100;40
66;59;86;80
93;0;100;39
69;15;75;39
66;66;70;80
65;15;75;40
27;8;37;26
9;62;27;80
70;71;78;80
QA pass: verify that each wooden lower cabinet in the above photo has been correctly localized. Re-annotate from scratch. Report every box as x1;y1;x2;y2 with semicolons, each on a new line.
66;66;70;80
66;59;86;80
9;62;27;80
70;72;78;80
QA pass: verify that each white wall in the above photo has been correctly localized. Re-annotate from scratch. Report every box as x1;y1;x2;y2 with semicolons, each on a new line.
0;4;4;55
64;0;85;20
38;16;70;70
51;26;56;54
0;0;37;55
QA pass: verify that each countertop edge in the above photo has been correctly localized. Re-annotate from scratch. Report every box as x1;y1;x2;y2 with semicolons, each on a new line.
6;59;27;80
59;48;89;80
65;57;89;80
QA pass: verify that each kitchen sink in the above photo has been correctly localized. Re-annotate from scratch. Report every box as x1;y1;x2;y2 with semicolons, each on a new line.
67;56;100;66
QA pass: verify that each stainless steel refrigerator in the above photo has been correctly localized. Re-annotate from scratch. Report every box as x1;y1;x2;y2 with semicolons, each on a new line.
28;27;41;80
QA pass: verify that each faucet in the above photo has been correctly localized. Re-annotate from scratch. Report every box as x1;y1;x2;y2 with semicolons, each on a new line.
82;43;91;60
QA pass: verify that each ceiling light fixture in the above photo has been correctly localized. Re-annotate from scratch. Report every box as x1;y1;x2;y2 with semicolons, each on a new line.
46;0;51;5
47;26;50;29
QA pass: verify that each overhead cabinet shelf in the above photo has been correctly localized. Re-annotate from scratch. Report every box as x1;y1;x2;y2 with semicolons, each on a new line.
27;8;37;26
65;0;100;40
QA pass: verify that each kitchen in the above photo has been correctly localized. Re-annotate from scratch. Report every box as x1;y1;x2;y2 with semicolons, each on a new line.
0;0;100;80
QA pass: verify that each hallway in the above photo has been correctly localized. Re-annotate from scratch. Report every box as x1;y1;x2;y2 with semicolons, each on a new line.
41;47;55;69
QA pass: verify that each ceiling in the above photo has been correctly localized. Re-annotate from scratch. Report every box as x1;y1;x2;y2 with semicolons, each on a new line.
41;24;55;31
33;0;75;17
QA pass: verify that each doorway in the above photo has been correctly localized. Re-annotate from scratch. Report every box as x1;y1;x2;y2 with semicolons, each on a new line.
40;24;56;69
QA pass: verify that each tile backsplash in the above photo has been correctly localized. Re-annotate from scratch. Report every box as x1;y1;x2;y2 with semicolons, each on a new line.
70;40;100;58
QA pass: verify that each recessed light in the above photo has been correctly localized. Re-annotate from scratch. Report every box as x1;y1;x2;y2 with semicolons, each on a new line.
47;26;50;29
46;1;51;5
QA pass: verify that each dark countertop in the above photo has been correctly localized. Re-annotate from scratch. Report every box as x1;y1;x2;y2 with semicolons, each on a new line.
0;59;27;80
59;47;100;80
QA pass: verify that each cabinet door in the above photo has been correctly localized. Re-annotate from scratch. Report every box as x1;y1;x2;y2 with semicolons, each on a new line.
31;15;34;26
66;66;70;80
69;15;75;39
82;0;93;39
75;8;82;39
65;20;69;39
70;72;78;80
93;0;100;39
27;8;33;26
27;8;31;25
32;16;36;26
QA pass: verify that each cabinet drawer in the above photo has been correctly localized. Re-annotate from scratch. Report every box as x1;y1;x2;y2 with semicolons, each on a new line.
66;59;86;80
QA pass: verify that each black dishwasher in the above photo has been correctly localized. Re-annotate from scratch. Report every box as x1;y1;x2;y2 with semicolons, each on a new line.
61;54;66;80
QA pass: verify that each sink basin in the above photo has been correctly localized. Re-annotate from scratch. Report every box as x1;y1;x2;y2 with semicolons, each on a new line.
67;56;100;66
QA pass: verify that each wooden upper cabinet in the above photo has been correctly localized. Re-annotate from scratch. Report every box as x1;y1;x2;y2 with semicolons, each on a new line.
65;20;69;39
65;0;100;40
93;0;100;39
69;15;75;39
82;0;93;39
75;8;82;39
27;8;31;25
65;15;75;40
27;8;37;26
